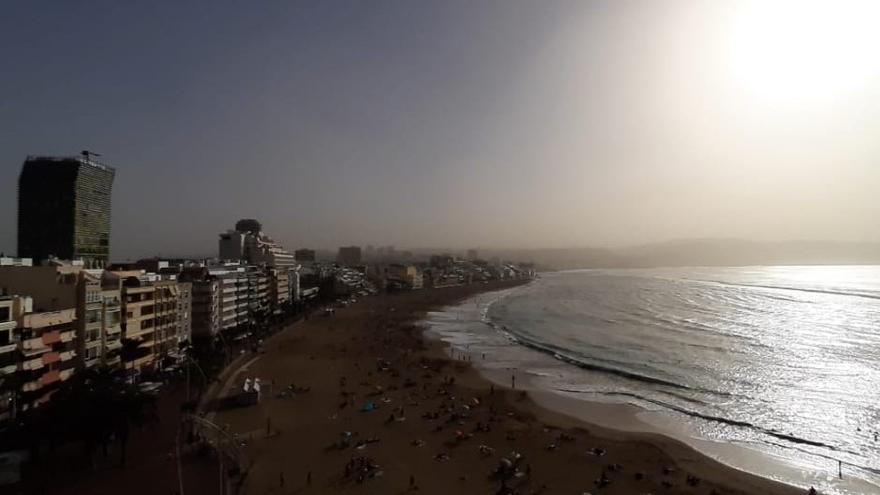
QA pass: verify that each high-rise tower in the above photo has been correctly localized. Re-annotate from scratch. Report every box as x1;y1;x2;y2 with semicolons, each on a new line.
17;154;116;267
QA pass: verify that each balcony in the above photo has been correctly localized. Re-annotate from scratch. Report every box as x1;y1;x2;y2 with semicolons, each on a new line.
125;299;154;310
125;286;154;295
22;337;47;352
22;380;42;392
154;333;176;345
125;313;152;324
23;357;43;371
41;330;61;345
125;327;154;340
40;370;61;387
42;352;60;366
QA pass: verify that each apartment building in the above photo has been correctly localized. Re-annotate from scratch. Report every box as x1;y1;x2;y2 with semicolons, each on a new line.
246;265;270;321
0;296;24;424
234;269;250;328
80;271;104;368
385;264;424;290
289;268;301;302
177;266;221;342
105;270;189;374
269;268;290;314
110;271;154;372
0;260;111;369
175;281;192;350
100;287;122;368
206;263;249;332
218;219;298;268
152;281;180;362
18;306;77;412
217;219;299;317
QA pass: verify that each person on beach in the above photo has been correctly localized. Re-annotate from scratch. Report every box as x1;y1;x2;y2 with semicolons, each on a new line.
511;373;516;390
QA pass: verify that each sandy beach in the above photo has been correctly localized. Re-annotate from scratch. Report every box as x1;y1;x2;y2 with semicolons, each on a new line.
211;280;804;495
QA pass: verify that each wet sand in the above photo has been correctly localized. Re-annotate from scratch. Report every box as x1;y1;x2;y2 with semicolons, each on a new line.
212;281;803;495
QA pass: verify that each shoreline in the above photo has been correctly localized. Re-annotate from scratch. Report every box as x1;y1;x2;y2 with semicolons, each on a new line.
425;284;877;495
211;281;805;494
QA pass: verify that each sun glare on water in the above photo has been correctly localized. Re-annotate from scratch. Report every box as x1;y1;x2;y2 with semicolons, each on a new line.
729;0;880;103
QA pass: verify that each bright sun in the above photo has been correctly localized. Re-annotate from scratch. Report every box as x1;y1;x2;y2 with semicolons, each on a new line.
730;0;880;102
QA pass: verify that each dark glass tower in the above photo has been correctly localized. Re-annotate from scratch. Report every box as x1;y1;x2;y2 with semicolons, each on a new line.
17;156;116;267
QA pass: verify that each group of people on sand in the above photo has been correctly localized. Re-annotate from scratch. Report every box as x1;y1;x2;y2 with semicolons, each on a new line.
343;456;381;484
256;289;824;495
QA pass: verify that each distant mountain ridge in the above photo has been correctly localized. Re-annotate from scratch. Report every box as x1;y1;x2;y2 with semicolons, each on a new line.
483;239;880;270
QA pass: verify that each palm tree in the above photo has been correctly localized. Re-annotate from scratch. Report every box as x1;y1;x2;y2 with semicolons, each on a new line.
41;366;158;467
120;338;143;367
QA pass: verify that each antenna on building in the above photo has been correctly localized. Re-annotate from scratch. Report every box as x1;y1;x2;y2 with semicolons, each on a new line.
81;150;101;164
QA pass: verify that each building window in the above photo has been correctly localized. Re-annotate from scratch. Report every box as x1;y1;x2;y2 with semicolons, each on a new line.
86;309;101;323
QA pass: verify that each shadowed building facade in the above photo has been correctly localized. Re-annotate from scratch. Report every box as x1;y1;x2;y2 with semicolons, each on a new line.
17;156;116;267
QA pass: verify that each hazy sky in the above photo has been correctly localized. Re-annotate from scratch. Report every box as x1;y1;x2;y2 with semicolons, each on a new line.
2;0;879;260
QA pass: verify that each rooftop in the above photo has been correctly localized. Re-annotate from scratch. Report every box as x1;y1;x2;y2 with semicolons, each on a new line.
25;154;116;173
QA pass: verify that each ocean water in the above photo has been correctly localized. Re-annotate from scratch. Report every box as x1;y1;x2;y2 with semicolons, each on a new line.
424;267;880;494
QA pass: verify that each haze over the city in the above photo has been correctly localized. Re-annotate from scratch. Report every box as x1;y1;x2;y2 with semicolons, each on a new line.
2;0;879;260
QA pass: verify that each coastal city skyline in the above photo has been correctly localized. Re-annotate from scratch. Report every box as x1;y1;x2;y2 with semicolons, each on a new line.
2;2;879;494
4;151;880;268
3;1;880;260
0;146;534;490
